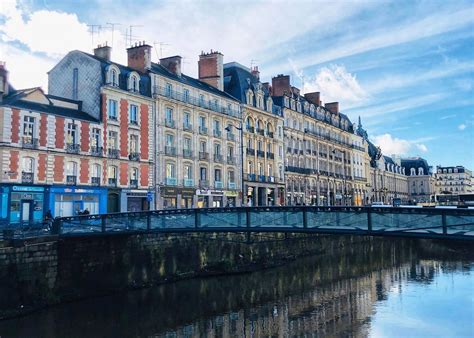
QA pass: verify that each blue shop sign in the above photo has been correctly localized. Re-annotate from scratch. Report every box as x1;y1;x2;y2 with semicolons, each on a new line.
50;187;99;194
12;186;45;192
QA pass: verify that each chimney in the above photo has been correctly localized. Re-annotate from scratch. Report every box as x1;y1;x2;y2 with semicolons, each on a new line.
93;43;112;61
271;74;291;96
304;92;321;106
160;55;182;77
262;82;272;95
127;41;152;73
198;50;224;90
0;62;9;102
291;86;300;97
251;66;260;81
325;102;339;114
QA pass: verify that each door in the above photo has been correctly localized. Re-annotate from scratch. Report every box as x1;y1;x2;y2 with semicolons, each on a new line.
20;201;33;224
73;201;83;215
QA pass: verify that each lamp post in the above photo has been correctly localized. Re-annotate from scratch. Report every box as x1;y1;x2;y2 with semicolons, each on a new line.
225;122;245;207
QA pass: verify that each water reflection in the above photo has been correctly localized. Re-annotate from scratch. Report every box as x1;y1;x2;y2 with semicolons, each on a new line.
0;240;472;337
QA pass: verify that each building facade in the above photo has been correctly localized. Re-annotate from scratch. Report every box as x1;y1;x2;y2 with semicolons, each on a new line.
401;157;435;204
435;165;473;196
223;63;285;206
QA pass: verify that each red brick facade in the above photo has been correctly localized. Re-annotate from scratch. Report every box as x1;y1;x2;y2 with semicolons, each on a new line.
38;154;47;181
119;99;129;158
140;164;149;187
140;104;149;160
9;150;19;179
11;109;20;143
53;156;64;182
55;117;65;149
39;114;48;147
80;122;90;152
80;158;89;184
119;162;128;186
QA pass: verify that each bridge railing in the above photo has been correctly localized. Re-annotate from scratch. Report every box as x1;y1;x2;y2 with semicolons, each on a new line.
2;206;473;240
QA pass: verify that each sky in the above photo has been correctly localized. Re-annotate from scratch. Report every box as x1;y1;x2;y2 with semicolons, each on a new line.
1;0;473;169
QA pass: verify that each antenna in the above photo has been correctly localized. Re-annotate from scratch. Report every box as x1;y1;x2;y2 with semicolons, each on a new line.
301;75;305;95
87;24;102;47
250;59;259;68
106;22;121;48
181;56;190;73
153;41;170;59
128;25;144;47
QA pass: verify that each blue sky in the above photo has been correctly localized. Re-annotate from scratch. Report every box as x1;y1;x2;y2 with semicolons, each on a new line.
1;0;473;169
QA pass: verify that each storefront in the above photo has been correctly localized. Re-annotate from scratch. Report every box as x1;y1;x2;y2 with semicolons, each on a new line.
196;189;224;208
224;190;239;207
0;185;45;225
161;187;178;209
121;190;152;212
180;188;195;209
48;186;107;217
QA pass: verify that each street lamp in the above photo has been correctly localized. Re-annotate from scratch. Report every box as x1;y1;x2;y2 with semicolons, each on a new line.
225;122;245;207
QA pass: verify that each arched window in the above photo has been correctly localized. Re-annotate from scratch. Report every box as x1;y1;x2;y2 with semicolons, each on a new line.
245;116;254;132
411;168;416;176
128;73;140;92
418;167;424;175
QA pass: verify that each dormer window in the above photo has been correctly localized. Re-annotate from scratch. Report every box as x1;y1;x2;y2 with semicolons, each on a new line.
418;167;424;175
107;66;120;87
128;72;140;93
284;96;289;108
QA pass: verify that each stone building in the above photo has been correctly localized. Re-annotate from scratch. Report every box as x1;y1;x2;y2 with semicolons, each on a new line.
223;63;285;206
48;45;155;212
0;63;109;223
435;165;473;196
401;157;435;204
270;74;368;206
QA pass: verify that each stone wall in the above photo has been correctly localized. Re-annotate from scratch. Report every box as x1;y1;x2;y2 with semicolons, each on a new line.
0;232;369;319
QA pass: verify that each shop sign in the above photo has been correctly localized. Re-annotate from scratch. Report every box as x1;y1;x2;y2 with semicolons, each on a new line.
49;187;97;194
224;191;239;197
12;186;44;192
196;189;223;196
181;188;196;197
161;187;177;197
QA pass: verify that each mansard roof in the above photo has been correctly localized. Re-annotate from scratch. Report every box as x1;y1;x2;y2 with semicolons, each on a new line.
401;157;431;176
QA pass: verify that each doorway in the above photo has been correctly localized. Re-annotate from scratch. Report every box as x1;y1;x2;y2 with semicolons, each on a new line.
20;200;33;224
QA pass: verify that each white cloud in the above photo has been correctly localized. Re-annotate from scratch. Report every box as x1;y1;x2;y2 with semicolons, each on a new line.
440;114;456;120
458;124;466;130
302;64;368;108
372;133;429;156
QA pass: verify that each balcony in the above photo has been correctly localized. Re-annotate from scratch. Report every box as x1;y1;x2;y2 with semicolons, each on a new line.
184;179;194;187
228;182;237;190
247;174;256;181
246;126;255;133
267;131;274;138
108;178;117;187
213;129;222;138
214;154;223;163
312;150;317;156
129;179;138;189
90;146;103;156
165;119;175;128
267;176;275;183
21;137;39;149
293;149;299;155
91;177;101;186
266;152;274;159
246;148;255;156
256;150;265;158
183;123;192;131
130;120;139;126
108;148;120;159
165;177;177;186
183;149;193;158
227;156;236;165
66;143;80;154
199;126;208;135
215;181;223;189
165;146;177;156
66;175;77;185
256;128;265;136
21;172;34;184
258;175;266;182
227;133;235;141
199;152;209;160
199;180;209;188
129;152;140;161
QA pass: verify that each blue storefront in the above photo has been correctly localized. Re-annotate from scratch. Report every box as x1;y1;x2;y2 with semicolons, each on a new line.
0;185;46;225
48;186;107;217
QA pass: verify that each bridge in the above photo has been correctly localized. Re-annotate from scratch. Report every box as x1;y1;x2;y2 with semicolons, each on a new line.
5;206;471;241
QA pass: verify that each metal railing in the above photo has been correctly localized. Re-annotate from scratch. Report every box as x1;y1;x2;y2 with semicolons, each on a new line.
21;172;34;184
66;143;80;154
22;137;39;149
5;206;471;241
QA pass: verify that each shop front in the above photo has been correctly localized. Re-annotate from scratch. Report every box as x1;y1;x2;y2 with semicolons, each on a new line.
224;190;239;207
196;189;225;208
48;186;107;217
180;188;195;209
161;187;178;209
1;185;46;225
121;190;151;212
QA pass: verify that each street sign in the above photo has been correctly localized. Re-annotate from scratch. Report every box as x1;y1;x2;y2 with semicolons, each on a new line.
146;191;153;202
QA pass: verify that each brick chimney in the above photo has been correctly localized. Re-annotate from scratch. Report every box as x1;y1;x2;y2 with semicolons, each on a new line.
251;66;260;81
0;62;9;102
160;55;182;77
325;102;339;114
198;50;224;90
127;41;152;73
272;74;291;96
93;43;112;61
304;92;321;106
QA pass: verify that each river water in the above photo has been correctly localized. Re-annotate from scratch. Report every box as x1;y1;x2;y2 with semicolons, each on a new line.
0;239;473;337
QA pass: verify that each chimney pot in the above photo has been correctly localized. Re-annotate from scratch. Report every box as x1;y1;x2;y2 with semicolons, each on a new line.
198;50;224;90
127;42;152;73
93;44;112;62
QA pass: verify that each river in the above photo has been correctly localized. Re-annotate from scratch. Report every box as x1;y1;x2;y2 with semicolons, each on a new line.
0;239;472;337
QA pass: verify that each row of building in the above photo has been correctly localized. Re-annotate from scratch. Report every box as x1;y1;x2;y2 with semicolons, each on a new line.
0;43;472;224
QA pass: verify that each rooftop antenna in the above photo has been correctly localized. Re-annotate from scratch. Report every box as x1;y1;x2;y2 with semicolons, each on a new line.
181;56;190;73
153;41;170;59
106;22;121;48
128;25;144;47
250;59;259;69
87;24;102;48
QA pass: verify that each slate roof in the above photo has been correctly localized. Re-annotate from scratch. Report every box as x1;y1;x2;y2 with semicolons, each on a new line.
401;157;431;176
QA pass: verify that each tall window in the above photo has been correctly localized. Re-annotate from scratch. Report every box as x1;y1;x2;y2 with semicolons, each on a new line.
200;141;207;152
66;161;77;177
165;107;173;122
213;119;220;133
184;164;193;179
110;69;118;86
214;143;221;155
165;83;172;96
108;131;118;149
199;94;205;106
184;137;192;150
258;163;263;175
199;116;206;128
108;166;117;183
108;99;118;120
92;164;101;179
166;163;176;178
268;164;273;176
214;169;222;182
257;140;263;151
183;112;191;127
228;170;235;183
227;146;234;158
23;116;35;139
200;167;207;180
22;157;34;173
130;168;138;182
166;134;174;147
130;134;139;153
129;104;138;124
66;123;77;144
183;88;190;102
91;128;101;149
131;76;138;92
247;138;253;149
248;161;253;173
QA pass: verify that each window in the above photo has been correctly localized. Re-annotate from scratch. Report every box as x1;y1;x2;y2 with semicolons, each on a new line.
214;169;221;182
130;167;138;181
279;165;283;179
166;163;176;178
228;170;235;183
130;76;138;92
130;134;139;153
66;123;77;144
184;164;193;179
199;94;205;106
257;140;263;151
66;161;77;176
268;164;273;176
247;138;253;149
183;89;190;102
227;146;234;157
92;164;101;178
258;163;263;175
183;112;191;127
418;168;424;175
166;134;174;147
245;117;253;131
248;161;254;173
108;99;118;120
213;120;220;133
200;141;207;152
184;137;192;150
165;83;172;96
23;116;35;138
22;157;34;173
108;131;118;149
129;104;138;124
108;166;117;182
165;107;173;122
199;116;206;128
91;128;101;149
214;143;221;155
200;167;207;180
279;145;283;157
